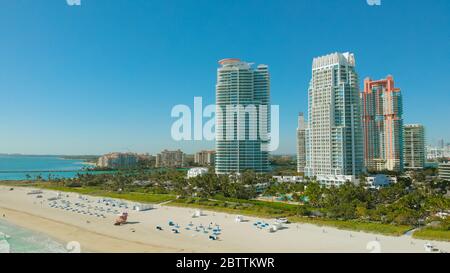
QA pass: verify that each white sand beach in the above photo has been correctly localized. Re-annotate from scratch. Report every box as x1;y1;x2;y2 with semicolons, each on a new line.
0;186;448;253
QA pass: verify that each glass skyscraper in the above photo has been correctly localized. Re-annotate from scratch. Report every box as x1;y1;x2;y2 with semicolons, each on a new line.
215;58;270;174
305;52;364;180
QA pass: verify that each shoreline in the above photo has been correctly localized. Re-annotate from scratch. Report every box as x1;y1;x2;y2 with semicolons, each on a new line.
1;186;449;253
0;207;179;253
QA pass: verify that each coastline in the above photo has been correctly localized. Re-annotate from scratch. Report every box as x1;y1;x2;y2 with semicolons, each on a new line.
1;186;449;253
0;207;176;253
80;162;97;167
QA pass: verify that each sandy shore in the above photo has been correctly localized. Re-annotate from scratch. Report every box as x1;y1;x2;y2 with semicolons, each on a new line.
0;186;448;253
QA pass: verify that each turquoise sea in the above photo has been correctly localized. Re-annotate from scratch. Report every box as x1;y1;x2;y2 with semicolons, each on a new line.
0;155;95;180
0;219;68;253
0;155;87;252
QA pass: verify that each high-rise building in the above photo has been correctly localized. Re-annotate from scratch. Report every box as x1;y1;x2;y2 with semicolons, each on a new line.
215;58;270;174
361;76;403;172
194;150;216;166
296;112;306;173
438;162;450;182
438;139;445;149
403;124;425;170
305;52;364;183
155;149;185;168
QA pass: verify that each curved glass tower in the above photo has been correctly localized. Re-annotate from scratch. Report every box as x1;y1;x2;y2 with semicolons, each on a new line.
215;58;270;174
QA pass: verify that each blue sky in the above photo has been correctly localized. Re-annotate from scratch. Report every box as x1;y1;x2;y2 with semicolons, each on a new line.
0;0;448;155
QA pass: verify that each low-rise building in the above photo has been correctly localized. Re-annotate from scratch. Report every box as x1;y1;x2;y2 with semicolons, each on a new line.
187;167;209;179
273;176;304;183
315;175;358;187
245;182;270;194
97;152;139;169
365;174;397;189
155;149;185;168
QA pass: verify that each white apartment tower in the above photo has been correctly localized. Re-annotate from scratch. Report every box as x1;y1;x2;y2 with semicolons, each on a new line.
305;52;364;179
215;58;270;174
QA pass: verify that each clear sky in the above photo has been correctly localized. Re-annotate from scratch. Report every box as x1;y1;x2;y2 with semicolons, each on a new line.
0;0;449;155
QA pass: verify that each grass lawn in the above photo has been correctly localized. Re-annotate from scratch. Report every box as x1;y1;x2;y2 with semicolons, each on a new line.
169;196;299;218
169;197;411;236
288;216;411;236
413;227;450;242
0;181;176;204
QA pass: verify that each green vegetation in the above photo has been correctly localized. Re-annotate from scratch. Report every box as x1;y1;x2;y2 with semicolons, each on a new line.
413;219;450;241
413;228;450;242
42;185;176;204
60;155;99;164
1;181;175;204
2;167;448;240
289;216;410;236
170;195;299;218
269;155;298;175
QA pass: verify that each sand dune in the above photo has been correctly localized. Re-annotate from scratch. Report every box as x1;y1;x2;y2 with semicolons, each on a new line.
0;186;448;253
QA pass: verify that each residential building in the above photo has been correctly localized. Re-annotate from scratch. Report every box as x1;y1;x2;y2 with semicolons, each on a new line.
155;149;185;168
438;162;450;181
187;167;209;179
361;75;403;172
315;175;358;187
365;174;397;189
273;176;304;183
97;152;139;169
296;112;307;173
194;150;216;166
304;52;364;185
404;124;426;169
215;58;270;174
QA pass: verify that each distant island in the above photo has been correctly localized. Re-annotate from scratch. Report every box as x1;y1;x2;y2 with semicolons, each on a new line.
0;154;99;163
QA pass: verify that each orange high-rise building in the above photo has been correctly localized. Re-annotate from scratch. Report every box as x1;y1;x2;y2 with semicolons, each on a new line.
361;75;403;172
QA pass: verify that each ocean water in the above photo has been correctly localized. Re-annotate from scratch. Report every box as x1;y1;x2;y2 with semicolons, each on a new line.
0;219;68;253
0;155;89;180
